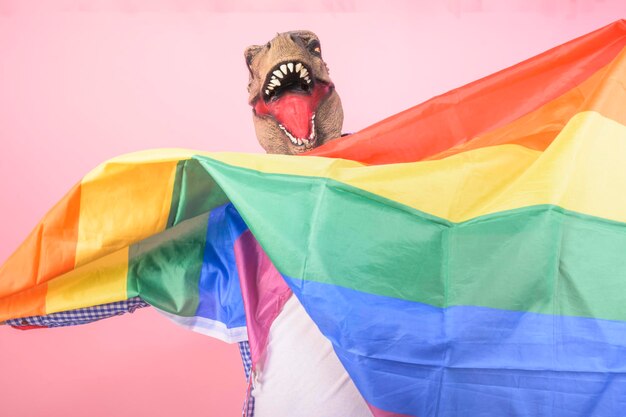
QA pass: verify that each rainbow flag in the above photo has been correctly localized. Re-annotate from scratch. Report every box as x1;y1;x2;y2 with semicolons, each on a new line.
3;20;626;417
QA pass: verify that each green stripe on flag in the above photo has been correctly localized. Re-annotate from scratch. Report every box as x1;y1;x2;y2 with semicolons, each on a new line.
199;156;626;322
128;213;209;316
166;158;229;228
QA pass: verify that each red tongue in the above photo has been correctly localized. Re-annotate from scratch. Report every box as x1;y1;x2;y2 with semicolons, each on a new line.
253;83;331;141
265;93;314;139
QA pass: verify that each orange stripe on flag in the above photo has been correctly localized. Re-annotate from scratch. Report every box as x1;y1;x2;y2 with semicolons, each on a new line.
0;284;47;321
0;183;81;300
307;20;626;164
427;46;626;160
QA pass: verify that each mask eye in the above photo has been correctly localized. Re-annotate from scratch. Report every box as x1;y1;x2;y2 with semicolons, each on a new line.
308;40;321;56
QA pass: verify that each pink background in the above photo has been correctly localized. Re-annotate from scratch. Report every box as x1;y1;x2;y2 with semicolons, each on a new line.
1;1;624;415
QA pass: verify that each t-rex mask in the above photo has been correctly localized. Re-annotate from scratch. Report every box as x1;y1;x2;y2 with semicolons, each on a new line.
245;30;344;154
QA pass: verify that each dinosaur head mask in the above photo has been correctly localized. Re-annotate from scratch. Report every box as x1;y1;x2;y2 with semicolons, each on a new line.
245;30;344;154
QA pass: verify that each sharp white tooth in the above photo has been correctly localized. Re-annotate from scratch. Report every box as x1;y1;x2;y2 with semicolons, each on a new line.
304;76;311;83
270;79;281;86
280;64;288;74
309;119;316;140
273;70;284;79
287;63;294;72
295;63;302;72
299;68;309;78
267;85;274;90
265;89;270;95
297;138;303;145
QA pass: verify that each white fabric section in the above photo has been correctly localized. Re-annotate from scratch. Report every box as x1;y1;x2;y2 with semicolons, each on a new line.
253;295;373;417
153;307;248;343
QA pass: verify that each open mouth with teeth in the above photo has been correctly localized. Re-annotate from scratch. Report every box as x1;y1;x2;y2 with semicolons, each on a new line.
253;61;332;147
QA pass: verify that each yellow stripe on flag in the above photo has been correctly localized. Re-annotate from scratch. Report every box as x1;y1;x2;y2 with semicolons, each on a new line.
46;247;129;314
75;159;180;266
207;111;626;223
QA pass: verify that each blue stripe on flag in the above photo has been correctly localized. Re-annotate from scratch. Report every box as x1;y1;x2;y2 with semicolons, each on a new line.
283;276;626;417
195;203;249;329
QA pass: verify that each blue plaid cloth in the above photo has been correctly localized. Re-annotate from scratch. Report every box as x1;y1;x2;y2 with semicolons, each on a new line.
5;297;149;328
238;340;255;417
239;340;253;379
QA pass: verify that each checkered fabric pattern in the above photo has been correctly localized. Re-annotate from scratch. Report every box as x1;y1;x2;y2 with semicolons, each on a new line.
5;297;149;328
238;340;255;417
239;340;253;379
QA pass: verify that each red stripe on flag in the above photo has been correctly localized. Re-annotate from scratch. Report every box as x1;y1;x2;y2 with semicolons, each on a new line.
307;20;626;165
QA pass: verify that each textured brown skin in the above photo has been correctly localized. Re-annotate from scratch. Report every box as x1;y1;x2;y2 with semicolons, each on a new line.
245;30;344;155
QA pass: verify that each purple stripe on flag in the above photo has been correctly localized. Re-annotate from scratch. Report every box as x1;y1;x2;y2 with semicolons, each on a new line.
234;229;291;365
